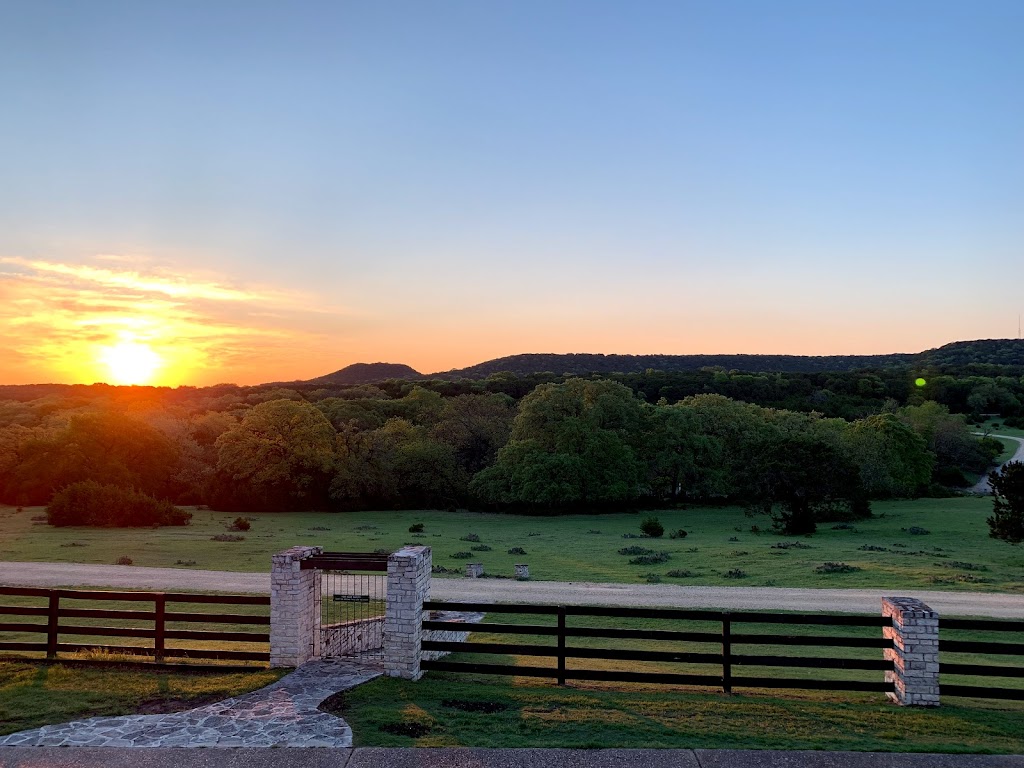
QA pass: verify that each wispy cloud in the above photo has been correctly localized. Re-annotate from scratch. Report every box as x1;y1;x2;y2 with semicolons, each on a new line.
0;255;350;385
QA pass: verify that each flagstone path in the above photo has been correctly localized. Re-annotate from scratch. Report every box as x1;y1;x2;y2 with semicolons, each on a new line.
0;658;380;748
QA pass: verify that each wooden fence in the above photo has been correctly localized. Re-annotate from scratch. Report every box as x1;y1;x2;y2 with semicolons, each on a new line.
941;617;1024;701
0;586;270;668
421;601;895;694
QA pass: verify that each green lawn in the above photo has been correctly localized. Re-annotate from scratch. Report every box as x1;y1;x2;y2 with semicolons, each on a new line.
979;418;1024;440
0;660;283;736
334;674;1024;753
3;498;1024;592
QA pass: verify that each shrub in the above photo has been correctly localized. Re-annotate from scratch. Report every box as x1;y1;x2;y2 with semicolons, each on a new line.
47;481;191;528
904;526;931;536
668;529;688;539
409;523;425;533
640;517;664;538
944;561;988;571
460;533;481;542
618;546;654;556
175;559;197;566
629;552;670;565
450;551;473;559
815;562;861;574
666;569;695;578
724;568;747;579
471;544;492;552
643;573;662;584
587;529;602;534
211;534;245;542
115;555;133;565
229;517;251;532
858;544;888;552
507;547;527;555
771;541;812;550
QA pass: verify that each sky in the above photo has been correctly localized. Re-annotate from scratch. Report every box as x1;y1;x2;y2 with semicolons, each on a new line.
0;1;1021;387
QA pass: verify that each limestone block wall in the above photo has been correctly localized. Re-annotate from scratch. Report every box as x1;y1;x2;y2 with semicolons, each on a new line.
383;545;431;680
270;545;322;668
883;596;940;706
321;616;385;657
421;610;485;662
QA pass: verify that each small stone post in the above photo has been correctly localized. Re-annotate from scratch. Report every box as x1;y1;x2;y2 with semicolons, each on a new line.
465;562;484;578
514;564;530;580
882;597;940;706
270;545;322;668
384;545;431;680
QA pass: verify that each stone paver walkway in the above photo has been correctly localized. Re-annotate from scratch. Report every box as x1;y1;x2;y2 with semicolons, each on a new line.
0;658;380;748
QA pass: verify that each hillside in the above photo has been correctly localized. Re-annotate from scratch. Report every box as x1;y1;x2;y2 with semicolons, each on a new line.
306;362;423;386
296;339;1024;384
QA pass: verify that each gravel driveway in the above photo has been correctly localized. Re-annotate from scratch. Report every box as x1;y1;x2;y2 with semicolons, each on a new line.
2;561;1024;617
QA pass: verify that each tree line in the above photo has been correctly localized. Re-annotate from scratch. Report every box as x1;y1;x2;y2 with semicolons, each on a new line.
0;377;1000;532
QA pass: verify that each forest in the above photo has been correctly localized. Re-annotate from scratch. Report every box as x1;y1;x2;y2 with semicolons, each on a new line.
0;364;1018;532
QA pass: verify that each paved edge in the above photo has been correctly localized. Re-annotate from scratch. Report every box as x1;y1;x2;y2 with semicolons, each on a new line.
1;749;1023;768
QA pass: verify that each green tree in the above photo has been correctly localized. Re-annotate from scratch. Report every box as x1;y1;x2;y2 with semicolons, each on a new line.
844;414;933;497
214;399;336;510
988;462;1024;544
471;379;641;507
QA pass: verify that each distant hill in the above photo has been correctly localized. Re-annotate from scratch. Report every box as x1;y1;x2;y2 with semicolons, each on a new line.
293;339;1024;385
305;362;424;386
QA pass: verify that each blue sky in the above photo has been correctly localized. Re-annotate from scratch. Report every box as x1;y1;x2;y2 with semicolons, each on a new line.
0;1;1021;385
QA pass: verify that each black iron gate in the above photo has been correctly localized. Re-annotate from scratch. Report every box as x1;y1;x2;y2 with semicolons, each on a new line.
302;552;388;660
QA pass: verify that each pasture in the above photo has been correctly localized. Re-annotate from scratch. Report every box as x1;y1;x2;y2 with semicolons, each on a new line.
2;498;1022;592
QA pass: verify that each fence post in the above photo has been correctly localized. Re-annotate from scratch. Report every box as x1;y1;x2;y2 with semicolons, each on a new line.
384;545;431;680
46;591;59;660
882;597;939;706
722;613;732;694
270;545;322;668
154;594;166;663
557;607;566;686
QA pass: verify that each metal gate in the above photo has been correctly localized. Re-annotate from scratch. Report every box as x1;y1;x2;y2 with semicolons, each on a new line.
302;552;388;660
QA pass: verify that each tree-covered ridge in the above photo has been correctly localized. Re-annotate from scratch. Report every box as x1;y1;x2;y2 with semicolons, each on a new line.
0;370;1005;526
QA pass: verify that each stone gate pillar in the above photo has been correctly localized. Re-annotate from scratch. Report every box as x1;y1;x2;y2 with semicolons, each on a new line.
883;596;940;706
384;545;431;680
270;545;322;668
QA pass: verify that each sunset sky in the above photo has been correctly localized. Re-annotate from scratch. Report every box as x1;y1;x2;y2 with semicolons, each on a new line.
1;1;1021;387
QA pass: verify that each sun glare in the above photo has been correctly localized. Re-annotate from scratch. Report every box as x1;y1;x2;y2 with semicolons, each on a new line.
98;341;163;385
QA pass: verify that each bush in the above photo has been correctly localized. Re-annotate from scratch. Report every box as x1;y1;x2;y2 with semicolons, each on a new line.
470;544;492;552
618;546;654;556
668;529;688;539
450;551;473;559
640;517;664;538
409;523;425;533
904;526;931;535
815;562;862;574
211;533;245;542
460;533;481;542
666;569;695;578
507;547;527;555
115;555;133;565
229;517;251;532
47;481;191;528
724;568;747;579
629;552;670;565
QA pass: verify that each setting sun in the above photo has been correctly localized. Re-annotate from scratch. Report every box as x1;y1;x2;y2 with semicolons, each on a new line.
98;341;163;385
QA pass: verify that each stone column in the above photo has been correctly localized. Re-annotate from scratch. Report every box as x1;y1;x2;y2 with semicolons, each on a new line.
465;562;483;578
384;545;431;680
270;545;322;668
882;596;940;706
514;564;530;580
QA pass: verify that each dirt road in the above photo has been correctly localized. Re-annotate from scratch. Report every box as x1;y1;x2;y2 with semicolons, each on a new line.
2;561;1023;617
970;433;1024;493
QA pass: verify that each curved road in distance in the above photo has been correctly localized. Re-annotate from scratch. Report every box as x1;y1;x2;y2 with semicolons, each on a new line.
2;561;1024;618
970;433;1024;493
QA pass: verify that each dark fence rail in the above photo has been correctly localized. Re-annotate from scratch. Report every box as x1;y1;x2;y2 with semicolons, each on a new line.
940;617;1024;701
421;601;895;695
0;586;270;669
302;552;389;572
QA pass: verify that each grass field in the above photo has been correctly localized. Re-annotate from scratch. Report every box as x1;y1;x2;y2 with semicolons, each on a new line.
2;497;1023;592
335;673;1024;752
2;499;1024;593
0;660;282;736
980;418;1024;440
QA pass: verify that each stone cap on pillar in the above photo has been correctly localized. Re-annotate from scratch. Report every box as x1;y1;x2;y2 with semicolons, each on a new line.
272;545;323;568
389;545;430;560
882;596;937;619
